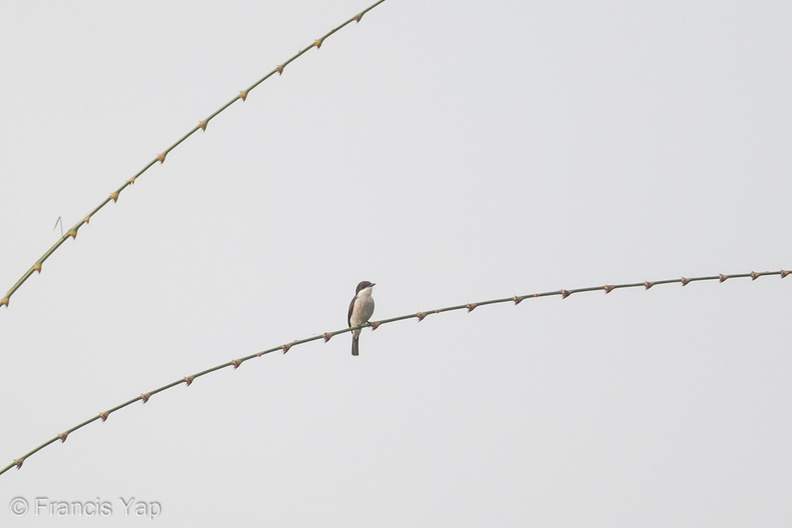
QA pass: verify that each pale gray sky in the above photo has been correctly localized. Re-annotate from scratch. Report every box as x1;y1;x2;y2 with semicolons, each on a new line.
1;1;791;526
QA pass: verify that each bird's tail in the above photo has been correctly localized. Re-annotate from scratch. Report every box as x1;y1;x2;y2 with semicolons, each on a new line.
351;331;360;356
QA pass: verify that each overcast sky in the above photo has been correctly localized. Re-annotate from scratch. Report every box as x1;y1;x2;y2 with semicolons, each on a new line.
1;1;791;526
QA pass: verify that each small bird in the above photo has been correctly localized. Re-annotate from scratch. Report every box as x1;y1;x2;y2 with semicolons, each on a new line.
347;281;375;356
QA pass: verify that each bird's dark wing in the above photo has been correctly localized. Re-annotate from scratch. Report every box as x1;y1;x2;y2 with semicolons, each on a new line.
347;295;356;327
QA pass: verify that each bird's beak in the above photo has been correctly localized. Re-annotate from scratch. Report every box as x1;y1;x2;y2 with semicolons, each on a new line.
371;283;376;287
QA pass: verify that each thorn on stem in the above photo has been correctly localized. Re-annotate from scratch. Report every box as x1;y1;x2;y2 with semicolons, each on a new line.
323;333;332;342
644;281;654;290
561;289;571;299
370;321;380;330
281;344;292;354
198;120;208;131
231;359;242;369
512;296;523;305
239;90;248;102
719;274;728;283
99;412;109;422
314;39;323;48
59;433;69;443
14;459;24;470
416;312;427;321
141;393;151;403
466;303;477;312
275;64;284;75
156;152;167;164
604;285;614;294
681;277;691;286
184;376;194;386
781;270;790;278
110;193;119;203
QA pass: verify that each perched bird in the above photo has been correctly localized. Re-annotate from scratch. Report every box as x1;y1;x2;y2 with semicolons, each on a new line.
347;281;375;356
